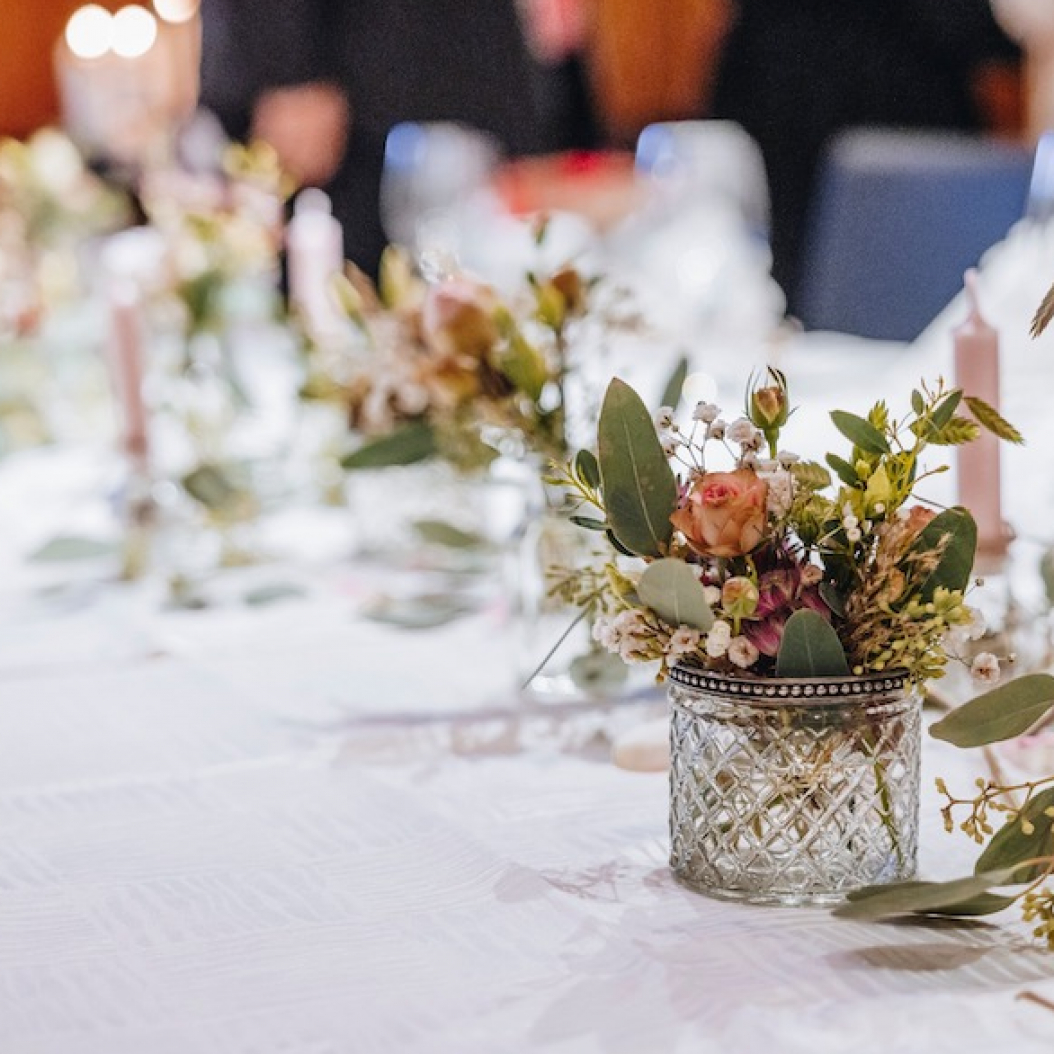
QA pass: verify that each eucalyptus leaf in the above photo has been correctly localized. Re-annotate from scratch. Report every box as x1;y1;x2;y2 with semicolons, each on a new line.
660;356;689;411
930;390;963;431
570;515;607;532
922;892;1018;917
775;609;850;677
341;422;437;470
830;410;890;455
575;449;600;489
930;674;1054;748
597;379;678;558
832;868;1022;921
413;520;488;550
975;785;1054;882
29;536;119;563
638;559;715;632
818;582;846;618
825;453;859;487
606;529;637;559
909;507;977;600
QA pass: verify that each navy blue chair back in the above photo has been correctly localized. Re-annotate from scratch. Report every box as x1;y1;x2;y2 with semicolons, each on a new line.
798;130;1033;340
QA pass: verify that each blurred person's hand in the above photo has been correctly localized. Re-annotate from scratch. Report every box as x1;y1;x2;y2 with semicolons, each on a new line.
252;82;349;188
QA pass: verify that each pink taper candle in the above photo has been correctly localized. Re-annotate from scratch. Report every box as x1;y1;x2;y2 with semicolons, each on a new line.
954;270;1006;559
108;282;150;464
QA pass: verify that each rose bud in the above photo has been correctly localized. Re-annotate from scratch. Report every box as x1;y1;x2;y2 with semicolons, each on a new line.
548;266;587;315
722;576;760;620
670;468;769;559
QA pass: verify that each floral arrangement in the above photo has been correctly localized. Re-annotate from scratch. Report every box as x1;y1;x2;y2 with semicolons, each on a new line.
0;129;128;250
140;142;287;337
309;242;601;475
554;366;1054;938
554;370;1019;684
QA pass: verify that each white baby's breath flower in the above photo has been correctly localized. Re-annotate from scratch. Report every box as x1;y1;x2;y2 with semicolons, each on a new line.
726;418;756;445
846;527;862;544
661;436;679;457
706;420;727;441
655;406;675;429
756;458;779;473
694;401;720;424
970;652;1000;685
591;616;619;651
703;585;722;607
668;626;702;662
705;620;732;658
728;635;760;669
777;450;800;467
740;452;759;470
740;430;765;453
764;472;794;517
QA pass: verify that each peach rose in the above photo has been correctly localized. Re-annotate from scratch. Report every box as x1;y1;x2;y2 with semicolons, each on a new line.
671;469;769;559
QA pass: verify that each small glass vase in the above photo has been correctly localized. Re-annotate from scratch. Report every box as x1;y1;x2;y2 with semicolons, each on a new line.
515;496;631;703
668;664;921;905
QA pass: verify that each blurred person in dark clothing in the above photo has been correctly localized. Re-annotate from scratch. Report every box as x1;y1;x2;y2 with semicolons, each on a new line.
711;0;1020;314
199;0;546;276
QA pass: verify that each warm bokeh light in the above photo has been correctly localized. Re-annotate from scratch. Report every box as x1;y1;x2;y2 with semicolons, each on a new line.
152;0;200;24
112;5;158;59
65;5;114;60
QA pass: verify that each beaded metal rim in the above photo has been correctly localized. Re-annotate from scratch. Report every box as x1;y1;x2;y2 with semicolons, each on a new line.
668;662;909;705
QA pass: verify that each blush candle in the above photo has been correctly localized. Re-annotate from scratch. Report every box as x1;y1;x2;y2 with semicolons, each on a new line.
953;270;1007;561
108;281;150;465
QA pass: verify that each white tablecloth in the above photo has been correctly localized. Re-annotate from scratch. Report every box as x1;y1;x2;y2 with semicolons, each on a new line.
5;328;1054;1053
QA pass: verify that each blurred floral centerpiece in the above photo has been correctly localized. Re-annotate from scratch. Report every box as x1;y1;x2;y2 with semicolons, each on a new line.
312;245;591;477
555;369;1023;902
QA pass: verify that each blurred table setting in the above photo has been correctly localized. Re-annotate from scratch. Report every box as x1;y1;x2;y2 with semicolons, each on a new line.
7;60;1054;1049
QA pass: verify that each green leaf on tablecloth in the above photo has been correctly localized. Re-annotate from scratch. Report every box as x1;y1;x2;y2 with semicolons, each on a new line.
341;422;438;470
775;609;849;678
930;674;1054;748
413;520;488;550
909;507;977;601
597;378;678;558
832;867;1022;920
964;396;1024;445
569;650;630;691
921;892;1018;917
29;536;120;562
638;559;714;633
975;785;1054;883
243;583;307;606
660;356;689;412
362;594;476;630
830;410;889;455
